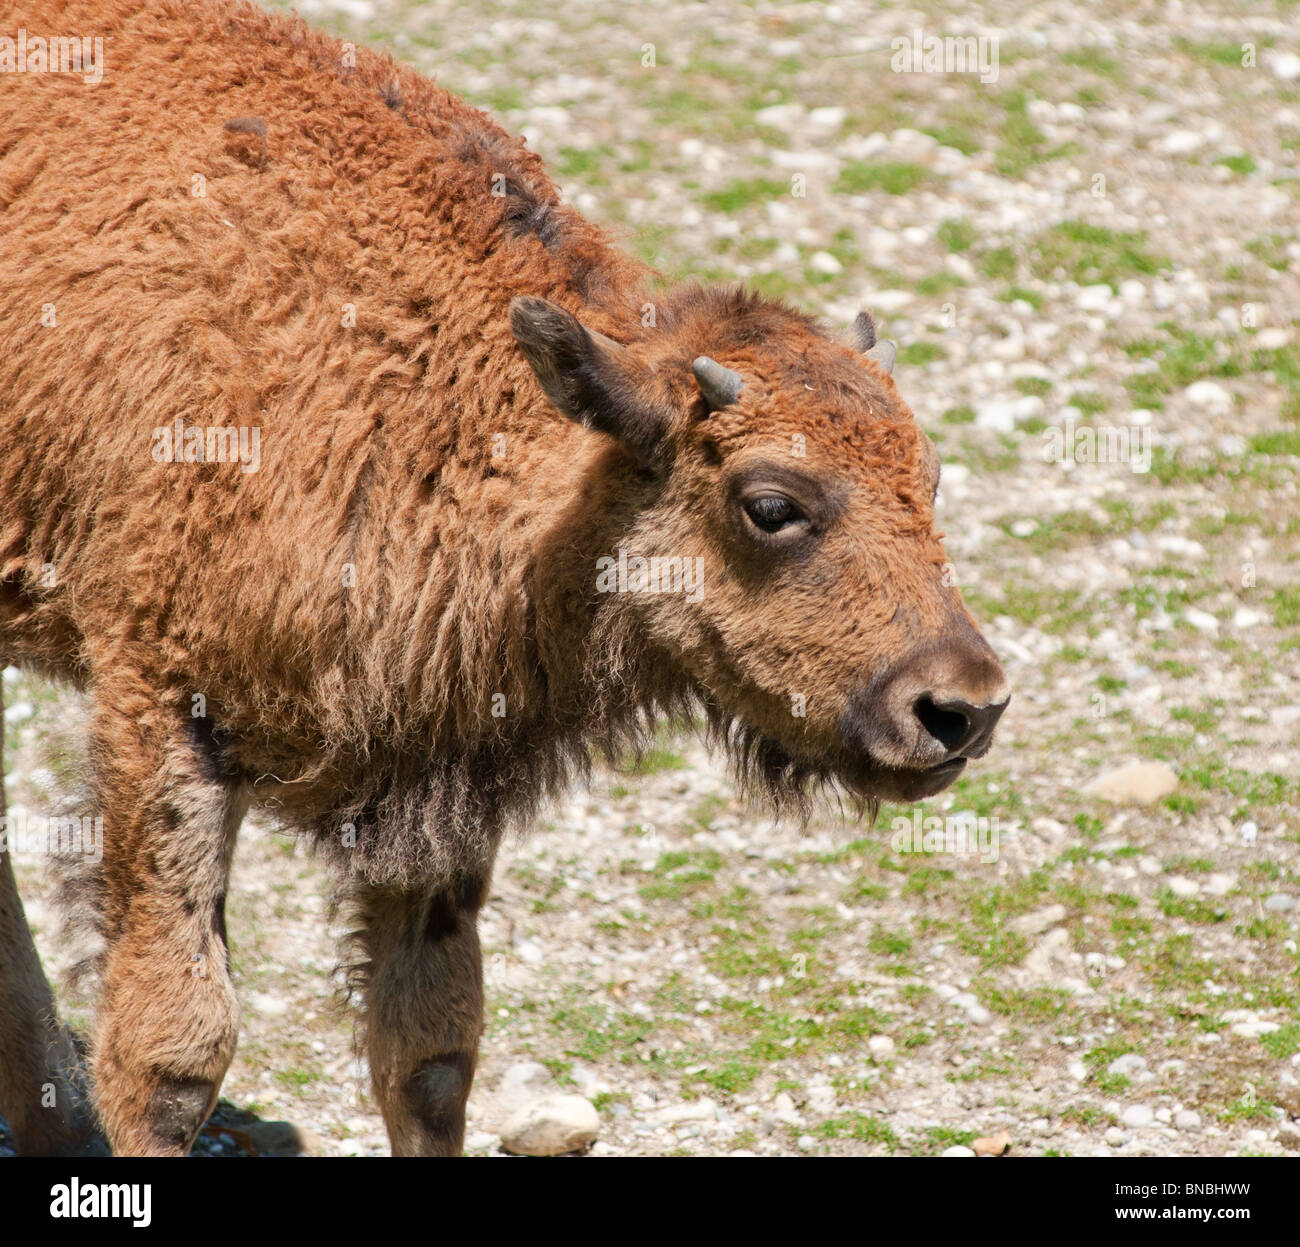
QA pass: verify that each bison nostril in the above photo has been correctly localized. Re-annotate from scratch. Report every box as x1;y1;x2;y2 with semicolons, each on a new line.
914;696;971;755
914;695;1009;759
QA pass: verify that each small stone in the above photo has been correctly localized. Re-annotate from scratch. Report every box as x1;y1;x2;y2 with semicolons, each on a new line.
1184;608;1219;633
796;1134;817;1152
1122;1105;1154;1129
500;1094;599;1156
514;939;544;965
1233;608;1263;628
972;1130;1011;1156
808;250;842;275
974;396;1042;432
1156;130;1205;154
1077;284;1113;311
1264;894;1295;913
1230;1020;1280;1038
1174;1110;1201;1131
1267;51;1300;81
247;991;288;1017
649;1098;718;1125
807;106;847;129
1104;1127;1127;1146
1080;762;1178;805
1184;380;1232;409
868;1035;896;1059
1107;1054;1148;1079
1166;877;1200;898
941;1145;976;1157
1011;905;1067;936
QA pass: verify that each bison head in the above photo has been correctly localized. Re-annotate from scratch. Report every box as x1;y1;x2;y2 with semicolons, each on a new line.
511;286;1009;812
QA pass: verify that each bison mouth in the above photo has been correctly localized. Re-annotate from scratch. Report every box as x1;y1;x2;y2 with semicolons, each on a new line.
840;753;967;803
708;708;970;817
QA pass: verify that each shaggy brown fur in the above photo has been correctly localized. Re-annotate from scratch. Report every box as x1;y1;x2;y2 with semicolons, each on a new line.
0;0;1007;1155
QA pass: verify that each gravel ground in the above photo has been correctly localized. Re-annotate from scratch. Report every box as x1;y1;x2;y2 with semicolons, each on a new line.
3;0;1299;1157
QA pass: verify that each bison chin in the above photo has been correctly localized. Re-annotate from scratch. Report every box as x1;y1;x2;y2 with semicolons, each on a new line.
705;708;968;822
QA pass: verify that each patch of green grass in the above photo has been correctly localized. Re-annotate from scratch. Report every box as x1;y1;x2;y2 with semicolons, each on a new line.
994;90;1048;179
1215;153;1257;176
639;849;724;901
1068;390;1108;415
938;219;977;252
898;341;946;366
550;999;657;1064
1250;430;1300;457
813;1112;898;1150
697;177;792;213
914;270;966;297
1218;1095;1278;1125
1155;886;1228;925
1272;585;1300;627
981;986;1074;1021
1062;47;1124;78
941;404;976;425
1015;376;1053;398
274;1067;321;1092
922;122;981;155
1083;1037;1136;1093
1174;38;1253;68
979;246;1017;282
619;744;687;776
912;1125;976;1155
553;144;614;182
834;161;932;196
1030;221;1164;286
1260;1023;1300;1060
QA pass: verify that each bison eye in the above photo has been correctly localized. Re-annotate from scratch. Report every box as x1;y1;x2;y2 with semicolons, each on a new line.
744;494;803;534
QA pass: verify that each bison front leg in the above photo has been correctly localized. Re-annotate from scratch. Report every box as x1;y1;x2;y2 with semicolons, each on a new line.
89;685;248;1156
354;872;493;1156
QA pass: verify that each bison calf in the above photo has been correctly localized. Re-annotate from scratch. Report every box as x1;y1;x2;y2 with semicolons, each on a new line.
0;0;1008;1155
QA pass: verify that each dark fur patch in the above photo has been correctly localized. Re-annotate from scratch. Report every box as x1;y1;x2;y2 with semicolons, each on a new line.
146;1077;213;1150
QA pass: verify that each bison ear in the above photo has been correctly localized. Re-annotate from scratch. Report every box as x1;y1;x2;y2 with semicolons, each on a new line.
850;311;877;352
509;296;671;466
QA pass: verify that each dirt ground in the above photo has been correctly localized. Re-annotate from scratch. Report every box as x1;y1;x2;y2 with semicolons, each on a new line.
3;0;1298;1156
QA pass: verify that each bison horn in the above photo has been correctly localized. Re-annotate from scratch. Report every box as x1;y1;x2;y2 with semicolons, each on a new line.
692;356;742;410
865;340;896;375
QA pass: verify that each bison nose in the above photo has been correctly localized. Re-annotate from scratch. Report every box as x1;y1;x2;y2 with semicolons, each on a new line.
914;694;1008;761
